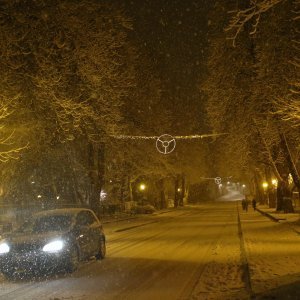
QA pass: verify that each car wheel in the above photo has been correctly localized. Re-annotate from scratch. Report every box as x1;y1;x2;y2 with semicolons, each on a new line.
2;270;15;280
67;247;79;272
96;237;106;260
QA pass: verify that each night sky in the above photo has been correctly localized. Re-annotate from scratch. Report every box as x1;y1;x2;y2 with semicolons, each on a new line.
118;0;212;132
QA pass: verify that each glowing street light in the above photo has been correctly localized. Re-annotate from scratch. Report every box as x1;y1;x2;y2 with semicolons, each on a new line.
100;190;107;201
139;183;146;191
271;179;278;188
262;182;268;190
242;184;246;188
288;174;293;185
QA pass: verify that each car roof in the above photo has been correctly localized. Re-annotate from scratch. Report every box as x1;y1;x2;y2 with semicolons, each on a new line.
33;208;93;218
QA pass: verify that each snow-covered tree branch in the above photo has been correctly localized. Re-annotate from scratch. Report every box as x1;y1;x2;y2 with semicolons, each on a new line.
0;102;27;162
225;0;284;45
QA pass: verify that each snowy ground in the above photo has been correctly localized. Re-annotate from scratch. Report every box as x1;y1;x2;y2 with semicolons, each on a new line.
0;201;299;300
257;205;300;235
239;207;300;299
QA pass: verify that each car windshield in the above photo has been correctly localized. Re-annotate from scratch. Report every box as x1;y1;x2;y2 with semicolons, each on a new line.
19;215;72;234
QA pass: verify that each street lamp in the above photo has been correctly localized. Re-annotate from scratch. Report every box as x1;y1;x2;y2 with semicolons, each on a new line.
138;183;147;205
262;182;268;190
271;179;278;188
139;183;146;191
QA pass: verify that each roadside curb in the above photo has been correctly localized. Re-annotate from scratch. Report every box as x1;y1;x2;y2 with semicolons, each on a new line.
256;208;286;222
101;209;174;224
256;208;300;235
236;203;254;299
153;209;174;215
102;216;138;224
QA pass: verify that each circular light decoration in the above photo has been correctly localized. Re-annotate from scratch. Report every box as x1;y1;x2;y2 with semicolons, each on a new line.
156;134;176;155
214;177;222;185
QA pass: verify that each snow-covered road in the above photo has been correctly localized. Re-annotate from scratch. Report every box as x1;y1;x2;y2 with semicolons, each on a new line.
0;202;299;300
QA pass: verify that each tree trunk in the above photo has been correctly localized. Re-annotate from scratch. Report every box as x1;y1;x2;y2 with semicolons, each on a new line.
254;122;283;181
88;143;105;215
279;132;300;190
265;166;277;208
276;180;286;211
158;178;166;209
128;176;134;202
179;174;185;206
174;175;179;208
253;171;264;204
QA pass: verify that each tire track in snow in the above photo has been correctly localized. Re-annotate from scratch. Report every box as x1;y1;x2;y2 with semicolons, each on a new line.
237;201;254;299
179;211;236;300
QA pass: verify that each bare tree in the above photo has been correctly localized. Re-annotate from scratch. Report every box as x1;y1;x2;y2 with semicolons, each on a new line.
225;0;285;45
0;99;27;163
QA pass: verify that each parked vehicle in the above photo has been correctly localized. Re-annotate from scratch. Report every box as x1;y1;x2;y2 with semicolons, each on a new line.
0;208;106;279
132;204;156;214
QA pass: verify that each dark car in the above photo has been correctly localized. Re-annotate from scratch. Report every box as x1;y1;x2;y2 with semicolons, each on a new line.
0;208;106;279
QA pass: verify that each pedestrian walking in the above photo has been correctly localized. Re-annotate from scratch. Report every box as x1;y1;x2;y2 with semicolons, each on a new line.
242;198;248;211
252;198;257;211
244;199;248;212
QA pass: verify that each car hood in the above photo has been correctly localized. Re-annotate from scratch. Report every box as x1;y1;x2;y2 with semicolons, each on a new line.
3;231;71;249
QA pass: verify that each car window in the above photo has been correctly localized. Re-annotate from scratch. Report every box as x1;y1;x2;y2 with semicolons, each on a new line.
19;215;72;233
85;211;98;225
76;211;96;227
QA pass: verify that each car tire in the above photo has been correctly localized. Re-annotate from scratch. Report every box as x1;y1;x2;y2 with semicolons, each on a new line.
2;270;15;280
66;247;79;272
95;237;106;260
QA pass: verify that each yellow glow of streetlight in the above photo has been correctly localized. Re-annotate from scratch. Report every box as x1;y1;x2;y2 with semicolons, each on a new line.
271;179;278;187
288;174;293;185
139;184;146;191
262;182;268;189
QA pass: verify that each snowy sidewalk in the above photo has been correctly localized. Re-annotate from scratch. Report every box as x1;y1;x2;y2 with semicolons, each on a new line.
239;206;300;299
256;205;300;235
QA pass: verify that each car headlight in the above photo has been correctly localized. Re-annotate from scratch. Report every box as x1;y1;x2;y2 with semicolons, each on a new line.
43;240;64;253
0;242;10;254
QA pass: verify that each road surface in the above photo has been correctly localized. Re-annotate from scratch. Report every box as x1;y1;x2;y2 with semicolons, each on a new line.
0;202;299;300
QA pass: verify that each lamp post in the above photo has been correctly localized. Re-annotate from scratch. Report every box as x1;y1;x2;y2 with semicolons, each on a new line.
262;182;269;205
242;184;246;195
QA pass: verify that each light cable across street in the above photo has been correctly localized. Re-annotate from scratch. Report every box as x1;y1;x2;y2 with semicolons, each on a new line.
111;133;228;154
